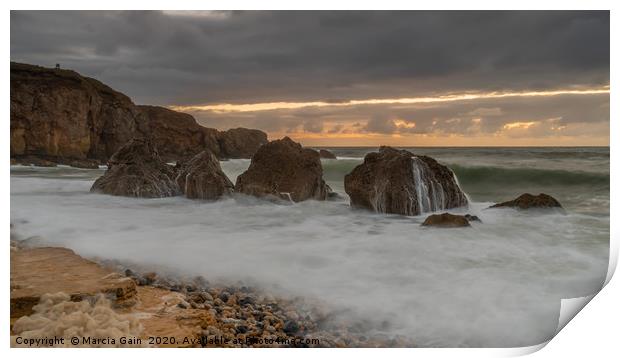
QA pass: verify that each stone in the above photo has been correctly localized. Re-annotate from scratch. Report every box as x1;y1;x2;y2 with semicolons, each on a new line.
10;247;137;318
283;320;300;335
143;272;157;285
218;292;230;303
235;137;329;202
138;105;221;162
421;213;471;228
344;146;468;216
319;149;337;159
90;138;180;198
489;193;563;210
174;150;234;200
464;214;481;222
218;128;268;159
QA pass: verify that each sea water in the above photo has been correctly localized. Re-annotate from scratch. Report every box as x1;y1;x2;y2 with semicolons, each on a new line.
10;147;609;347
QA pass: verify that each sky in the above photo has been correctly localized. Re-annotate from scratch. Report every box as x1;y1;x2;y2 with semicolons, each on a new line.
11;10;610;146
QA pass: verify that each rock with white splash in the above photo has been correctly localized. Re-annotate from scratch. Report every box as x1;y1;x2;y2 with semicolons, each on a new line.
344;146;468;216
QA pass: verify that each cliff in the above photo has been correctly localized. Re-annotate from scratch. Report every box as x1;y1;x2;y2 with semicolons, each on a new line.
11;62;149;165
10;62;268;165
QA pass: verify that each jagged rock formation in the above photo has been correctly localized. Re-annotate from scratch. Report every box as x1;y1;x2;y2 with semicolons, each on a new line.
489;193;563;210
218;128;269;159
319;149;337;159
175;151;234;200
11;62;149;165
90;138;180;198
344;146;468;216
10;62;268;166
235;137;328;202
138;105;221;162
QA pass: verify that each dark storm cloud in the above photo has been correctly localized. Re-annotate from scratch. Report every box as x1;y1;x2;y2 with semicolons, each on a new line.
10;10;609;106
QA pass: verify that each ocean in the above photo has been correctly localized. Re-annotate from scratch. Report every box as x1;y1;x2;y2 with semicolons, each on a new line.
10;146;610;347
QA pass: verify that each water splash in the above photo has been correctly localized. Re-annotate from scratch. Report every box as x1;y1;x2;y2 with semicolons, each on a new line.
411;157;454;215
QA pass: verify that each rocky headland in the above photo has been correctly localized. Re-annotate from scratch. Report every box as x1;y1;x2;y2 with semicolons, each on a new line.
10;62;268;167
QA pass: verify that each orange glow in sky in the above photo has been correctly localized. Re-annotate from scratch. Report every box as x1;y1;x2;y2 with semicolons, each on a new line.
171;86;610;113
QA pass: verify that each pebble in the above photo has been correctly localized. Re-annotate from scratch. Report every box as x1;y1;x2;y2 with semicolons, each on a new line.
218;291;230;302
110;265;415;347
283;320;300;335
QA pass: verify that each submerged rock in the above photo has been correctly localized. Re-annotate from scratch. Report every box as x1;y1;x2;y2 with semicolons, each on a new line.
344;146;468;216
464;214;481;222
90;138;180;198
421;213;471;228
489;193;562;210
319;149;337;159
175;151;234;200
235;137;329;202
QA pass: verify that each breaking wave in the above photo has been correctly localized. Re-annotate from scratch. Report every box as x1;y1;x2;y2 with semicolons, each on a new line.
449;165;609;188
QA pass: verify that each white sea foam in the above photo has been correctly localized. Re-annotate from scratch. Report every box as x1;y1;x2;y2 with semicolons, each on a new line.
9;157;609;347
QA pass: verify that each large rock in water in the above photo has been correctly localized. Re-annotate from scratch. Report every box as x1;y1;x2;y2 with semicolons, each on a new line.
218;128;268;159
90;138;180;198
489;193;562;210
235;137;328;202
138;105;221;162
175;151;234;200
344;146;468;216
11;62;150;163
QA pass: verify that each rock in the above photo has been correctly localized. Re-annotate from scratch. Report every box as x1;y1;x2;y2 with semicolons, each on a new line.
11;155;57;167
11;62;150;164
90;138;180;198
218;291;230;303
11;155;102;169
66;158;101;169
489;193;563;210
11;62;268;166
319;149;337;159
143;272;157;285
283;320;300;335
174;151;234;200
421;213;471;228
344;146;468;216
138;105;221;162
235;325;249;334
218;128;268;159
235;137;329;202
10;247;137;318
464;214;481;222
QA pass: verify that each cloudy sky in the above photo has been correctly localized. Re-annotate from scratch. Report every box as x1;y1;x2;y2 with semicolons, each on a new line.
11;11;609;146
